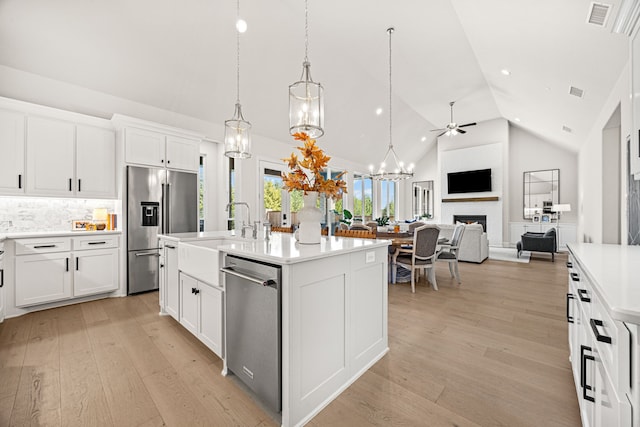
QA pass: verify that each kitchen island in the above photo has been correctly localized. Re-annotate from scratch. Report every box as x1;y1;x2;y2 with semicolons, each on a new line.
158;231;390;427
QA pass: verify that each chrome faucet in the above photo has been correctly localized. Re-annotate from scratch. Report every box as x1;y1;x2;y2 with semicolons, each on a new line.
226;202;257;239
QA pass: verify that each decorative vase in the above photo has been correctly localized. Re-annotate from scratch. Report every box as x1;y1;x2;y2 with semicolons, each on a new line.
296;191;322;244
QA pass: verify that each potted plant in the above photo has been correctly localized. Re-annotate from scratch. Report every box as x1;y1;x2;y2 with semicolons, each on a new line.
374;215;390;232
331;208;353;227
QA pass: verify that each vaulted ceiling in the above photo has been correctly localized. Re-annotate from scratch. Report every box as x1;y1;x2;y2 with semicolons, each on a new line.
0;0;631;166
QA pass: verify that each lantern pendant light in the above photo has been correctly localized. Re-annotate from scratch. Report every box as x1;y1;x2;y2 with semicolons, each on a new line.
369;27;414;181
289;0;324;138
224;0;252;159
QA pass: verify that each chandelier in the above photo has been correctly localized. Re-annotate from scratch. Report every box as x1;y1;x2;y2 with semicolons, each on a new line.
224;0;252;158
369;27;413;181
289;0;324;138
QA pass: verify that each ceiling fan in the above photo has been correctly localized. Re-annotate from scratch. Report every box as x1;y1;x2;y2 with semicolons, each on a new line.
431;101;476;137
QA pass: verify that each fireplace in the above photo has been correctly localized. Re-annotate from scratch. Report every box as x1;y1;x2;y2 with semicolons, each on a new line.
453;215;487;232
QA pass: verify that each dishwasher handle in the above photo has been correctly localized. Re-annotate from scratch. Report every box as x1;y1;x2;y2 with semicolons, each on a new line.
220;266;277;288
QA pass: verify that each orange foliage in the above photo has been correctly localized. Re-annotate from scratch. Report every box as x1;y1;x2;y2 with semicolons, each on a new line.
282;132;347;200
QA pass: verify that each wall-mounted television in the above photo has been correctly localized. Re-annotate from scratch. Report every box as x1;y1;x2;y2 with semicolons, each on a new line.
447;168;492;194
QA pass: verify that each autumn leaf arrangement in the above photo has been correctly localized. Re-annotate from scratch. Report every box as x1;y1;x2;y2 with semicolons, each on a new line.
282;132;347;200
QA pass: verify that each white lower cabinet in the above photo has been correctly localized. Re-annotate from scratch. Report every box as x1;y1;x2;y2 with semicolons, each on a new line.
16;252;72;307
14;234;120;308
162;241;179;320
179;272;223;357
73;248;118;297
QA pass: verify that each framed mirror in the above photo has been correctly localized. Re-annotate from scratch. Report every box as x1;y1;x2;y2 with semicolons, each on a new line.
412;181;434;219
523;169;559;219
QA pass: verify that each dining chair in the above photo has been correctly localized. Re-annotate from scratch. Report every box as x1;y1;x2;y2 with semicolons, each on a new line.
436;224;465;283
392;225;440;293
408;221;426;233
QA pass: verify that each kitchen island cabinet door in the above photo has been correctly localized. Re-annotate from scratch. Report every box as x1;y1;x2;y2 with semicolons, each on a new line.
179;273;199;335
198;282;223;357
26;116;76;196
73;248;118;297
164;243;179;320
15;252;72;307
76;125;116;198
0;110;25;195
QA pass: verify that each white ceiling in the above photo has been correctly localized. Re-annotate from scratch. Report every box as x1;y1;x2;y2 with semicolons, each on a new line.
0;0;631;166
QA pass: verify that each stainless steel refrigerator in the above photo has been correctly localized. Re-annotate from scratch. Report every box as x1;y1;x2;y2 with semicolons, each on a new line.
127;166;197;294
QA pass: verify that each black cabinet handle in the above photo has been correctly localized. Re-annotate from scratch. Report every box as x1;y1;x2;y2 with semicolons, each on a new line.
88;241;107;245
590;318;612;344
165;244;176;249
566;293;574;323
78;179;81;192
167;160;171;164
577;289;591;303
0;269;4;287
566;261;573;268
76;257;79;271
66;257;69;272
580;345;595;402
191;287;196;294
160;264;164;268
34;244;56;249
69;178;73;191
194;288;200;295
161;159;164;163
570;272;579;282
18;174;22;189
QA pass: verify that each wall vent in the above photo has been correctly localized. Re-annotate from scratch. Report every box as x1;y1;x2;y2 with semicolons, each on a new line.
562;125;573;133
569;86;584;98
587;2;612;26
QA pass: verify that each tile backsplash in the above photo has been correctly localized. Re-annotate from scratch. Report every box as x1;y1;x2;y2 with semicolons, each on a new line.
0;197;118;233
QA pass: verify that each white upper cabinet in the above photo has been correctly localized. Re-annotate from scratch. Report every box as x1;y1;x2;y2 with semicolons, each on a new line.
116;114;202;172
26;116;117;198
166;135;199;171
632;26;640;177
124;127;165;168
26;116;76;196
76;125;116;198
0;109;25;194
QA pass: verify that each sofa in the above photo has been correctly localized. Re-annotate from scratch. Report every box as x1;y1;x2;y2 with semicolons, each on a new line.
436;223;489;263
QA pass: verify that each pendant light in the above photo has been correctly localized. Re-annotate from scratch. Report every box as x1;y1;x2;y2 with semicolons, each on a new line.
289;0;324;138
224;0;252;159
369;28;414;181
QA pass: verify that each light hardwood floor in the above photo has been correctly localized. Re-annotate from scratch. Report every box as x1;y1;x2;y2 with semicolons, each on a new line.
0;253;580;426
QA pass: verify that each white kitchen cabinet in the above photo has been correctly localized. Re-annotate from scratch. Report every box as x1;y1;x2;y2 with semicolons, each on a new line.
76;124;116;198
26;116;76;196
15;252;72;307
124;128;165;168
26;116;116;198
0;242;5;323
179;272;223;357
163;241;179;320
631;24;640;177
0;110;25;194
124;127;200;172
73;248;119;297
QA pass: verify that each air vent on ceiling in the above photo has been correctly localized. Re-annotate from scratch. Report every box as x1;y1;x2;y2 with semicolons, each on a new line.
569;86;584;98
587;2;611;26
562;125;573;133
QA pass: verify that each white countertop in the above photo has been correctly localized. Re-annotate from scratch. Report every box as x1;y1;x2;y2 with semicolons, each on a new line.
0;230;121;242
567;243;640;324
161;231;390;264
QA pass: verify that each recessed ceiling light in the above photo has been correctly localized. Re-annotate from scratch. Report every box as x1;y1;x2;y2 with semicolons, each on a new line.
514;117;521;122
421;136;426;142
236;19;247;33
501;69;511;76
375;107;383;116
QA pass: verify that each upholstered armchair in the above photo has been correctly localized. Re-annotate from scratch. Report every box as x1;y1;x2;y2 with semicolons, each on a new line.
518;228;557;261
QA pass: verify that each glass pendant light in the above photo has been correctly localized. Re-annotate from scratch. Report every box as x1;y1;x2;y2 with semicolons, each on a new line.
289;0;324;138
224;0;252;159
369;28;414;181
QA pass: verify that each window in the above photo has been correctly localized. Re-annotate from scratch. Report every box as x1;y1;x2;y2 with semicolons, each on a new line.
227;157;235;230
353;173;373;222
380;181;396;220
261;161;301;227
198;155;205;231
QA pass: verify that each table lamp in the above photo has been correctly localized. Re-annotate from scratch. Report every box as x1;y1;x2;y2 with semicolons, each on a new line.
552;204;571;226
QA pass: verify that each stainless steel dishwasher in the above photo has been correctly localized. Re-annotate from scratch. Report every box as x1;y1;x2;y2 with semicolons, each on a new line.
221;255;281;413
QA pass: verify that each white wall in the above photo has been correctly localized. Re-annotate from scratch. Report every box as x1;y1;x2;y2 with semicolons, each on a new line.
508;125;578;224
579;62;631;244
